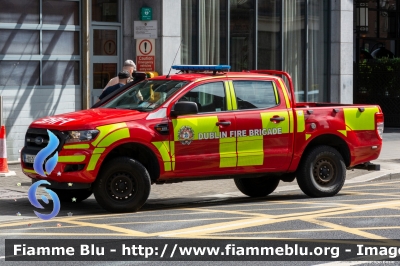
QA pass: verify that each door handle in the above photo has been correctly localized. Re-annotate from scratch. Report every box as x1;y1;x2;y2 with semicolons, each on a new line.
216;121;231;126
270;116;285;122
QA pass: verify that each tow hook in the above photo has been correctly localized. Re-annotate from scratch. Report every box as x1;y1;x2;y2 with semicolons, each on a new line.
352;162;381;171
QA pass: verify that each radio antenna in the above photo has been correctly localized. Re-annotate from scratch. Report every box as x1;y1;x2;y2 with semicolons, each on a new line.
166;40;182;78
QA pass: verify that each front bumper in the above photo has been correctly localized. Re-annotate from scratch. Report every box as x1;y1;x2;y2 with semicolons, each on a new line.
21;146;98;183
31;178;92;189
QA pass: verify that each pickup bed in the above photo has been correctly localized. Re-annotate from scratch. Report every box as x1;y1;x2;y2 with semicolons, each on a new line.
21;66;384;212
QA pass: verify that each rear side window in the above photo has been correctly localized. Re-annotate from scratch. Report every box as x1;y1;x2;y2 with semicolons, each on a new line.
233;81;279;110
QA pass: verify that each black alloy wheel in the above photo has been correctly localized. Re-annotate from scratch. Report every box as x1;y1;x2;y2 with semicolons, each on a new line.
93;157;151;213
297;145;346;197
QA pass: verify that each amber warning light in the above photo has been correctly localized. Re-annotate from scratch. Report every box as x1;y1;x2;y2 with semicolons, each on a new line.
155;124;169;135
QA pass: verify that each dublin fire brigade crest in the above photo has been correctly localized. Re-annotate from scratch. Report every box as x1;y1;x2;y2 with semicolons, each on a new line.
178;126;194;145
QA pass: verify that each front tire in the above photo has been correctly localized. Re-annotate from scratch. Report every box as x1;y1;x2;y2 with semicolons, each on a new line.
234;176;280;197
93;157;151;212
296;145;346;197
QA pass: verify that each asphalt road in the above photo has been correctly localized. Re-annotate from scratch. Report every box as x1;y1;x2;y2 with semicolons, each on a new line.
0;128;399;265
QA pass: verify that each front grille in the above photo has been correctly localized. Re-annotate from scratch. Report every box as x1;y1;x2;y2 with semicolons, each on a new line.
24;128;66;154
26;128;51;149
24;163;33;168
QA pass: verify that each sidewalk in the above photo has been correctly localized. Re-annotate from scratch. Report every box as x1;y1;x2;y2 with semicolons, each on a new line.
1;128;400;200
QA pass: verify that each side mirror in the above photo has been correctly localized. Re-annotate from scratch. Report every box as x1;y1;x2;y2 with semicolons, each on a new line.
170;101;198;117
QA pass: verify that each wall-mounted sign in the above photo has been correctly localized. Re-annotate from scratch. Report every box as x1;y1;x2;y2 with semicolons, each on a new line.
134;20;157;39
140;7;152;21
136;39;155;72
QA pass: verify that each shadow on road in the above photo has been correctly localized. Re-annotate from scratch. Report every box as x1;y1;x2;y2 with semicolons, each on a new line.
384;127;400;133
1;192;319;220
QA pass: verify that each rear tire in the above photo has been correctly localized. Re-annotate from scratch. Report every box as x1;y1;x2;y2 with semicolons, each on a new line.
52;189;92;203
93;157;151;213
296;145;346;197
234;176;280;197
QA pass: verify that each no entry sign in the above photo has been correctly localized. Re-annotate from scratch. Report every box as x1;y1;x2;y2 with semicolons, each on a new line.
136;38;155;72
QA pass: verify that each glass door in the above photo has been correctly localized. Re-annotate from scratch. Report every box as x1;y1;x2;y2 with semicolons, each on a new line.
91;26;120;105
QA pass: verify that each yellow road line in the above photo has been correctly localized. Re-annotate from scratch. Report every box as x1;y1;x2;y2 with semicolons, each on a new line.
2;181;399;237
267;200;354;207
65;220;148;236
341;191;400;198
0;219;63;228
154;199;400;237
323;214;400;219
229;205;353;213
345;187;400;192
6;217;247;231
321;197;400;203
211;225;400;236
207;200;352;210
0;218;148;236
0;233;126;236
180;207;273;218
302;218;387;240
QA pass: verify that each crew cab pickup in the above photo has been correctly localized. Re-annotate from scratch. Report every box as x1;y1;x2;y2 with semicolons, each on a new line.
21;65;384;212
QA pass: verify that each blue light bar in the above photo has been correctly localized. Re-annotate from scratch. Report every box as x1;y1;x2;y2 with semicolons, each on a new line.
171;65;231;72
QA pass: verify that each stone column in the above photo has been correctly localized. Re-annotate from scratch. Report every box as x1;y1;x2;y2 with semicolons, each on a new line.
330;0;354;104
161;0;181;75
82;0;90;109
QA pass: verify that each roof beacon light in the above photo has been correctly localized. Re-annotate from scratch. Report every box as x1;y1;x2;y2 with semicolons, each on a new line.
171;65;231;73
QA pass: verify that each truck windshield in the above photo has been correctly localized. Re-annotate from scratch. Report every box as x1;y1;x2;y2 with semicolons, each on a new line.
103;80;188;111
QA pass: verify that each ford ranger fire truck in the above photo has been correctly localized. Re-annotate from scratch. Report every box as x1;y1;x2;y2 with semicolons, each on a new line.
21;65;384;212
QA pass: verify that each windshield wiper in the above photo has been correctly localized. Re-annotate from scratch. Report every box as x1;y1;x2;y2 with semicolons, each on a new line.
130;107;153;111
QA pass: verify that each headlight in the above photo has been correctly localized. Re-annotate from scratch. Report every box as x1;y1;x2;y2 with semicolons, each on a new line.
65;130;99;143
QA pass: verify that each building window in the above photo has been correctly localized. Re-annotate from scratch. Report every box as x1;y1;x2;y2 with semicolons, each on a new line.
0;61;40;86
0;30;40;55
181;0;227;65
182;0;329;102
42;61;80;85
258;1;282;70
230;0;255;71
356;0;399;60
43;0;80;25
92;0;119;22
0;0;81;87
0;0;40;24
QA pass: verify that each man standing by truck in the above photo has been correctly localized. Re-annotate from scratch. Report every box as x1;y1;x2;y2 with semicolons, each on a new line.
103;59;136;90
97;70;130;102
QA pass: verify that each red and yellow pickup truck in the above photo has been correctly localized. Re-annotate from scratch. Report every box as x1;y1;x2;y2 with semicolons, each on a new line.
21;65;384;212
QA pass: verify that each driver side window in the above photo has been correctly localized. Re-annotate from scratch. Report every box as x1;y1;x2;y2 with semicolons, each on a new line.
179;82;227;113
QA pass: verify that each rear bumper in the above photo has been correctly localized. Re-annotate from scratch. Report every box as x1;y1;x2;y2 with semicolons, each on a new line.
350;144;382;167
